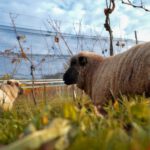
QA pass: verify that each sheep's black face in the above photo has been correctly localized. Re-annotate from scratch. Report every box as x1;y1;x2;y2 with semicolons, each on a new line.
63;56;87;85
63;67;79;85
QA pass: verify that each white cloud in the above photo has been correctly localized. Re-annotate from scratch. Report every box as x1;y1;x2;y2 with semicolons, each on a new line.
0;0;150;42
52;6;65;15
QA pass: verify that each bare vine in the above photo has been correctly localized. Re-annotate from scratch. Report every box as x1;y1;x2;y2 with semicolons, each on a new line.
9;13;37;105
121;0;150;12
104;0;115;56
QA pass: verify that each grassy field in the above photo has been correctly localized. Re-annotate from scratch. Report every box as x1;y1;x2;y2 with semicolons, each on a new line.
0;86;150;150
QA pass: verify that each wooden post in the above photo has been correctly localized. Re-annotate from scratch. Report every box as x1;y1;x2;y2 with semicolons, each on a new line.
134;30;138;44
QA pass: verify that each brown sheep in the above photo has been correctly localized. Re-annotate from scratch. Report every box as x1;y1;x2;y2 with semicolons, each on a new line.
63;42;150;112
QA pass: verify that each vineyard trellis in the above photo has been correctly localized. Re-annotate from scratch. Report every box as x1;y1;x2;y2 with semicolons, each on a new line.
0;11;143;81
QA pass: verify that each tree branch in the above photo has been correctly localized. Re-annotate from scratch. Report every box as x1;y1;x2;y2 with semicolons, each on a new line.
121;0;150;12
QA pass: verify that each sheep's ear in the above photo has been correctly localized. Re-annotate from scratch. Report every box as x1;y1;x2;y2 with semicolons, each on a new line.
15;82;19;87
79;56;87;66
7;80;12;85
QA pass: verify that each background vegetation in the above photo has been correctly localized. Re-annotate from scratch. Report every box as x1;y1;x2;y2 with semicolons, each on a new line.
0;87;150;150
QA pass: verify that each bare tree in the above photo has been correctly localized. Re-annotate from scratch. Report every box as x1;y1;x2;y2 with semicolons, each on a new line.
121;0;150;12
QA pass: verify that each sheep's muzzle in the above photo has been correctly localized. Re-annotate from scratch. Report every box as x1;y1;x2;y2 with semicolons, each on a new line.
63;67;79;85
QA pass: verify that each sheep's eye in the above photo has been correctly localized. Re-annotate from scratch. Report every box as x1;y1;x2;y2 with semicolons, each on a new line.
79;56;87;66
71;59;77;66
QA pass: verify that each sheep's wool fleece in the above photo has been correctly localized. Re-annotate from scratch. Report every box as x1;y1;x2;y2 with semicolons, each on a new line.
90;42;150;105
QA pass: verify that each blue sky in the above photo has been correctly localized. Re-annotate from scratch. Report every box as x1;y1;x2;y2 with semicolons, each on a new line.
0;0;150;41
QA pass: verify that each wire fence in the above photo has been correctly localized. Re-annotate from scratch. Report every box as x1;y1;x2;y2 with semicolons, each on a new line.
0;11;141;80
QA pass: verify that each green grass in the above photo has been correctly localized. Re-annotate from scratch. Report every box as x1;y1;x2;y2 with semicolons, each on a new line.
0;90;150;150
